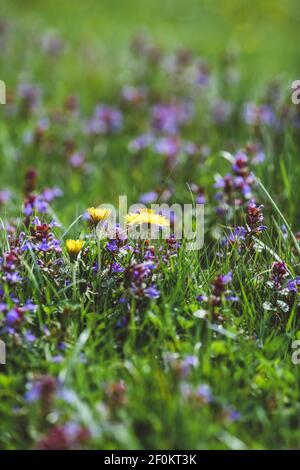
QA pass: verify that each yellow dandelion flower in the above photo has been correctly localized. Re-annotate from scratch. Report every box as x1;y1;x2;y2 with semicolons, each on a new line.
125;208;169;227
65;239;84;257
86;207;111;227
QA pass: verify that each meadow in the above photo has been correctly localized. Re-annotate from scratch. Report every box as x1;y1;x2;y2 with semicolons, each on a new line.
1;0;300;450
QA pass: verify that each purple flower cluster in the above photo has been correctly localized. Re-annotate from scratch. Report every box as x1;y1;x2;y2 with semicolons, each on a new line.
0;189;11;205
17;82;41;114
37;423;90;450
246;200;267;234
270;261;288;290
86;104;123;135
215;150;256;215
121;85;148;105
225;201;267;252
0;246;22;285
151;101;193;134
243;102;276;127
0;292;36;335
129;132;207;171
23;187;62;218
287;277;300;294
125;261;160;299
105;225;129;254
211;100;233;124
24;374;91;449
21;217;61;255
164;353;199;379
197;272;238;322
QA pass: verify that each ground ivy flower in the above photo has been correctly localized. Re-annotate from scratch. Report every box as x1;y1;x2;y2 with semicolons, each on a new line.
128;133;154;153
195;384;214;404
144;285;160;299
36;423;90;450
17;82;41;114
6;307;23;328
245;142;265;165
0;189;11;205
287;277;300;293
246;200;267;233
21;219;62;255
24;194;48;217
211;100;233;124
227;226;246;245
221;406;241;423
151;102;193;134
212;272;232;297
124;261;159;300
166;354;198;379
139;191;158;204
25;375;57;404
42;187;63;203
121;84;147;104
271;261;288;290
111;262;124;273
24;330;36;343
243;102;276;127
181;383;214;405
196;272;236;323
86;104;123;135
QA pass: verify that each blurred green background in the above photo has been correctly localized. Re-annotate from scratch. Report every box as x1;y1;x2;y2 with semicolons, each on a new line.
1;0;300;216
2;0;300;81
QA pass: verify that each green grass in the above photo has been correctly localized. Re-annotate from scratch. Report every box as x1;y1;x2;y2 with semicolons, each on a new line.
1;0;300;450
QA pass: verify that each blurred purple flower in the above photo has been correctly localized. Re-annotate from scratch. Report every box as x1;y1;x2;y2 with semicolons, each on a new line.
86;105;123;135
0;190;11;205
144;285;160;299
112;262;124;273
139;191;158;204
243;103;276;127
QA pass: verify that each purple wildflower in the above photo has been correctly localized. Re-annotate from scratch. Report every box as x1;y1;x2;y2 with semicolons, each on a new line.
139;191;158;204
287;277;300;293
144;285;160;299
243;103;276;127
86;104;123;135
128;133;154;153
151;102;193;134
111;262;124;273
196;384;214;403
0;190;11;205
227;226;246;244
211;100;233;124
24;331;36;343
271;261;288;289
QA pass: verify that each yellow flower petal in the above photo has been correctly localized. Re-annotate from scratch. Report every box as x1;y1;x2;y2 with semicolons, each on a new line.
125;208;169;227
65;239;84;256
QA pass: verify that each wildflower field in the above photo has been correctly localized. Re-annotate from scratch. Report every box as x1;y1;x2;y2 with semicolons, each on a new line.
1;0;300;451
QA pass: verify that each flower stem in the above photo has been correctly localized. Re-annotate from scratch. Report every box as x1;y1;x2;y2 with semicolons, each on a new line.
72;260;78;301
96;228;102;275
